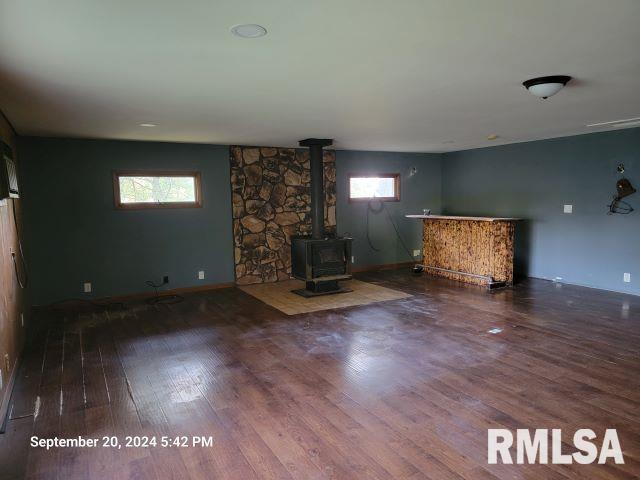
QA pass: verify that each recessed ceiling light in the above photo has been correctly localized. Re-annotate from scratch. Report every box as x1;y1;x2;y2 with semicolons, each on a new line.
522;75;572;99
231;24;267;39
586;117;640;128
487;134;499;140
139;123;157;127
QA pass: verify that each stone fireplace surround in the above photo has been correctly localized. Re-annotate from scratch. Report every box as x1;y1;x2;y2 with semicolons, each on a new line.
230;146;337;285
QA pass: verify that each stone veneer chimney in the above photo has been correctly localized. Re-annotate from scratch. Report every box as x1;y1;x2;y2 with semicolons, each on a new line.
230;146;336;285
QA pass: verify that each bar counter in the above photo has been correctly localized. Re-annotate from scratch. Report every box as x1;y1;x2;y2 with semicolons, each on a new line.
406;215;519;286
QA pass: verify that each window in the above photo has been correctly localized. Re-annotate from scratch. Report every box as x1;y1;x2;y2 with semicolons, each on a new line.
348;173;400;202
113;171;202;209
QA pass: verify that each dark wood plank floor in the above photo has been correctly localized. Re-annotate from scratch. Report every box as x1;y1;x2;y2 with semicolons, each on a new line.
1;270;639;479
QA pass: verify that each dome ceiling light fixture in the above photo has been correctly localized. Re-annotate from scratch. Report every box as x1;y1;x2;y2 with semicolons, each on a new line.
522;75;572;99
231;24;267;39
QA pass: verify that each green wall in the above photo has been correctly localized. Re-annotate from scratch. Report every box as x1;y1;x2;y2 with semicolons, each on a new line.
19;138;441;304
19;137;234;304
19;128;639;304
335;150;442;267
442;128;640;296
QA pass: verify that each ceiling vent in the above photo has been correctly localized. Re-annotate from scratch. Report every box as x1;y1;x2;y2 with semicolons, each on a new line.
586;117;640;128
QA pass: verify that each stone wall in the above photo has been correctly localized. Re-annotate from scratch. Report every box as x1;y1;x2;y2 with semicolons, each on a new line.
230;146;337;285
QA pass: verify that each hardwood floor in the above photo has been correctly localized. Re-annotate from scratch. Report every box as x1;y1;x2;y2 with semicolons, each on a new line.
1;270;639;479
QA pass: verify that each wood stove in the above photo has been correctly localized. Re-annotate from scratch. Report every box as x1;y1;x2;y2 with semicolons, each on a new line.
291;138;353;297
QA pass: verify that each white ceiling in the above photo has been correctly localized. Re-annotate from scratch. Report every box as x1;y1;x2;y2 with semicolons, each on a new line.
0;0;639;152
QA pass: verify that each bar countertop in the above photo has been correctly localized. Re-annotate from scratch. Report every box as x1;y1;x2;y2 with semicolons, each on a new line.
405;214;520;222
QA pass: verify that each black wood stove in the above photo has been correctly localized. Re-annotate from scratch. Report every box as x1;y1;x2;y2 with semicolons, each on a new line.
291;138;353;297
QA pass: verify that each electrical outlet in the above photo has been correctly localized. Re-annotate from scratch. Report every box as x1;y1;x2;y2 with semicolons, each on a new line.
351;256;355;263
563;204;573;214
624;273;631;283
83;282;92;293
413;249;421;257
198;270;205;280
163;275;169;284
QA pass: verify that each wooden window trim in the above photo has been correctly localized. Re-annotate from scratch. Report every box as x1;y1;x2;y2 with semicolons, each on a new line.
113;170;202;210
347;173;401;203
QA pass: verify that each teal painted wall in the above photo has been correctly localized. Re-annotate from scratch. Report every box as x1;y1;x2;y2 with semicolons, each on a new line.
442;128;640;296
336;150;442;268
18;128;639;304
19;138;439;304
18;137;235;304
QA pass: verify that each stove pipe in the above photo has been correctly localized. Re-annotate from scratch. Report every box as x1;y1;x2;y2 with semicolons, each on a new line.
299;138;333;239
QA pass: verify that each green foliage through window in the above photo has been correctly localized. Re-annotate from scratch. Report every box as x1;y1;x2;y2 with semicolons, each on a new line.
118;176;196;204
